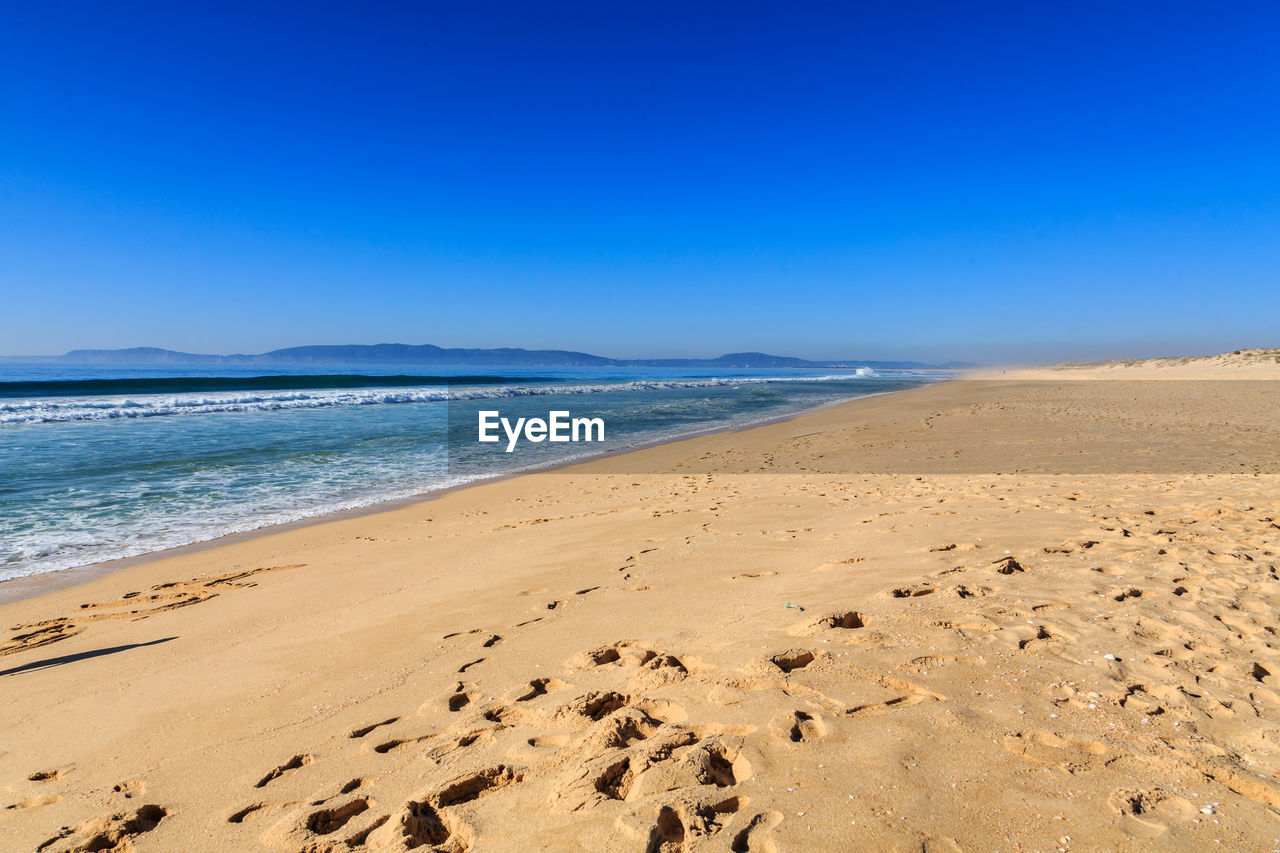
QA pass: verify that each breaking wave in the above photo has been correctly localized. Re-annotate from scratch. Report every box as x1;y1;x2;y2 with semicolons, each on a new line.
1;373;882;425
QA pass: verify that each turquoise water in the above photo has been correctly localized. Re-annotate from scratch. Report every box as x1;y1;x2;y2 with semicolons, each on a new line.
0;363;942;580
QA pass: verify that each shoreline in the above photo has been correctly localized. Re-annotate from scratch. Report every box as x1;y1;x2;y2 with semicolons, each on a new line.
0;383;935;604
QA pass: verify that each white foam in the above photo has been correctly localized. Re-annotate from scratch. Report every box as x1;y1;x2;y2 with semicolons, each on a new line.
0;373;892;425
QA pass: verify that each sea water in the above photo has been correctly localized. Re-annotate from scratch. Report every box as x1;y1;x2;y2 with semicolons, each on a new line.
0;363;943;580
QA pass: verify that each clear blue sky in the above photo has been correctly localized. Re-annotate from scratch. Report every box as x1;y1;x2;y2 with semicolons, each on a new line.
2;1;1277;363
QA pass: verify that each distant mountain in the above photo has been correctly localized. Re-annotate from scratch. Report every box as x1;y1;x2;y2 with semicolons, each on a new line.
627;352;817;368
246;344;619;367
17;344;959;370
61;346;217;364
52;344;614;367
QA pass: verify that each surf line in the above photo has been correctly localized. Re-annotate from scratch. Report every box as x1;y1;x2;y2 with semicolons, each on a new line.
478;410;605;452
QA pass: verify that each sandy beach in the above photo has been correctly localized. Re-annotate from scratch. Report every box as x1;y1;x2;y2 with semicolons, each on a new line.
3;355;1279;852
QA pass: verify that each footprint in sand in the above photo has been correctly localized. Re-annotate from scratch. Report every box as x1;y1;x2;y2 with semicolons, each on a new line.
373;733;436;754
435;765;524;807
820;611;865;629
1003;730;1110;773
730;809;783;853
7;793;60;809
992;556;1026;574
294;765;524;852
769;649;815;673
845;677;946;715
361;800;456;850
228;802;285;825
112;777;146;799
783;710;827;743
516;677;568;702
448;687;474;712
571;641;693;690
255;754;313;788
37;804;168;853
560;691;632;722
348;716;400;739
899;655;985;674
891;585;936;598
305;796;370;835
1017;626;1054;650
1111;586;1144;602
1108;787;1195;836
646;805;687;852
1;565;301;657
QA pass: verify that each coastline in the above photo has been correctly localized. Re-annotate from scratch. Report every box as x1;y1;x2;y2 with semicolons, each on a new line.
0;382;935;605
3;368;1279;851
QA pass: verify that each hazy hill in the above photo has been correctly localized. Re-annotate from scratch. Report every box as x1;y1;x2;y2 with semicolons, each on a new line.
14;344;965;369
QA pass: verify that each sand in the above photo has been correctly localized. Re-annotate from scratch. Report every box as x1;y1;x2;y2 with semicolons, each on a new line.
973;347;1280;380
2;354;1279;852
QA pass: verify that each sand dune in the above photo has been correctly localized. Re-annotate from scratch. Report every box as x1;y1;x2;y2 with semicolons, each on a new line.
1;371;1278;851
974;347;1280;379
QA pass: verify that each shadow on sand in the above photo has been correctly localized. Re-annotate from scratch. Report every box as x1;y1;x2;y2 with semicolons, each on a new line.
0;636;177;676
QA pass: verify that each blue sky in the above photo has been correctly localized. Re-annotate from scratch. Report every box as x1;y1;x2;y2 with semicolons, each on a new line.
2;1;1277;363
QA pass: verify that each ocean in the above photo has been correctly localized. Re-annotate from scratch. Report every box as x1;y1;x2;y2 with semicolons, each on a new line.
0;363;944;581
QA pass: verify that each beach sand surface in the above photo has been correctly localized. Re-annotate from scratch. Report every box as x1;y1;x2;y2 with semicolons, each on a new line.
2;355;1279;852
